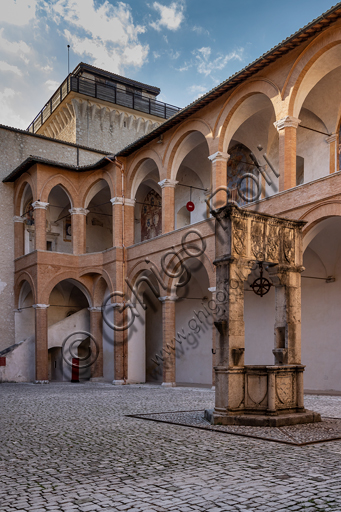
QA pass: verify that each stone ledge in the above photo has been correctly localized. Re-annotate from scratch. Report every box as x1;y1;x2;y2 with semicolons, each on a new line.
204;408;321;427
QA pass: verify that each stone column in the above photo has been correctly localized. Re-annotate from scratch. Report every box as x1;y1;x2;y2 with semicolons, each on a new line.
69;207;89;255
159;296;177;387
112;301;128;385
158;179;178;233
213;259;252;417
326;133;338;174
89;307;103;380
33;304;49;383
268;266;303;365
13;216;25;258
274;116;301;191
208;151;230;209
32;201;49;251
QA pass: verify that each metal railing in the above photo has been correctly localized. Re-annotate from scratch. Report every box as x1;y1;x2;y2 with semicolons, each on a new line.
27;74;181;133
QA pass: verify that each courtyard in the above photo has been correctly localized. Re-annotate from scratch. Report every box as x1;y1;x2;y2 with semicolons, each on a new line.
1;383;341;512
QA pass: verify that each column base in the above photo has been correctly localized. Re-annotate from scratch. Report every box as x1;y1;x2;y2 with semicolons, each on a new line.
205;409;321;427
34;380;49;384
112;380;125;385
162;382;176;387
90;377;105;383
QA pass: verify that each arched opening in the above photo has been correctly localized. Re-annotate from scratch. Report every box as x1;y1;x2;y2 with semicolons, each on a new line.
302;217;341;392
21;184;34;255
294;45;341;181
47;186;72;253
174;257;213;385
85;180;112;253
174;131;210;228
133;159;162;243
127;269;162;383
48;279;90;382
224;93;278;201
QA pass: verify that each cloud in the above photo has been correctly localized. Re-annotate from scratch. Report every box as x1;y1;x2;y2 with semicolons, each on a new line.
48;0;149;73
193;46;244;76
0;88;25;127
0;29;31;61
0;0;37;27
188;84;207;99
150;1;185;31
0;60;22;75
192;25;209;36
45;79;60;91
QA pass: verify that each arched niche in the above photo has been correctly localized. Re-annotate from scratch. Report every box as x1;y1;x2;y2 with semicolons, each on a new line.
85;179;112;253
174;131;210;228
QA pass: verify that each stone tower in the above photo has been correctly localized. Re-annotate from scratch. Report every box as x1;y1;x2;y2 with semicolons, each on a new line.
27;62;180;153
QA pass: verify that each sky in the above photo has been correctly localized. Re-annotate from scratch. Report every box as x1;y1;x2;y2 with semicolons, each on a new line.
0;0;337;130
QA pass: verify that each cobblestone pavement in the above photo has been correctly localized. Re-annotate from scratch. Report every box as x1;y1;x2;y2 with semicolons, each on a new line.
1;383;341;512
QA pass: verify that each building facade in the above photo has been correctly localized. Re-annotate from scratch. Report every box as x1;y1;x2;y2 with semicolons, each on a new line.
1;5;341;393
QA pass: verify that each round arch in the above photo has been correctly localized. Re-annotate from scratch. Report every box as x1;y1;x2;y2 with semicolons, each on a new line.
126;151;162;200
81;172;114;208
300;200;341;250
284;26;341;118
14;175;35;216
41;273;93;306
15;272;36;308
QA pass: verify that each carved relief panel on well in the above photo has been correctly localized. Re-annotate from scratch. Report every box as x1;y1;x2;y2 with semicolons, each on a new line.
251;221;266;261
233;218;247;256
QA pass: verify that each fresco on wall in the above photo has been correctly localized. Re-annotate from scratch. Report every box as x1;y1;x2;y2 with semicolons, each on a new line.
141;189;162;241
24;201;34;225
227;143;258;204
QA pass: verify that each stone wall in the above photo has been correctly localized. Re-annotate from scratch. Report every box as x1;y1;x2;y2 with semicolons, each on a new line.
0;125;107;352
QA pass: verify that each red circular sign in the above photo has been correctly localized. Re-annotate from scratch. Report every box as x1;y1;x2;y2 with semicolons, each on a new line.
186;201;195;212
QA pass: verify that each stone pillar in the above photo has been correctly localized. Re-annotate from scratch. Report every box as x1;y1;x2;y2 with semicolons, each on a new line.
69;207;89;255
112;301;128;385
33;304;49;383
111;197;123;248
274;116;301;191
158;179;178;233
32;201;49;251
13;216;25;258
268;266;303;365
208;151;230;209
326;134;338;174
89;307;103;380
159;296;177;386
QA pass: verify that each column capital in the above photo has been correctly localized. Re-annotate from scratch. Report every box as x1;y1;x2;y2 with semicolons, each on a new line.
32;201;49;210
33;304;50;309
274;116;301;131
69;207;89;216
158;179;178;189
326;133;338;144
208;151;230;163
13;216;25;223
88;306;102;312
110;197;136;206
208;287;216;293
159;295;178;303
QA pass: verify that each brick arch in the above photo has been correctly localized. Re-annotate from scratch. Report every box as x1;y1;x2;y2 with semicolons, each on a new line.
15;272;36;307
126;263;164;303
126;151;162;200
40;272;93;306
165;250;215;295
215;79;280;154
283;25;341;117
163;119;213;180
300;200;341;242
14;174;35;216
80;171;115;208
39;174;79;206
78;269;113;306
